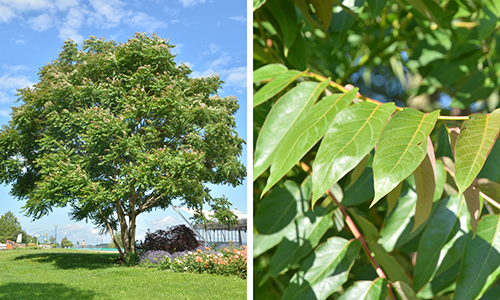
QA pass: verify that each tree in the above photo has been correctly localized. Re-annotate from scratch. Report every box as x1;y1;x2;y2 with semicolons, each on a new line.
0;33;246;259
254;0;500;299
108;233;123;250
0;211;21;243
60;236;73;248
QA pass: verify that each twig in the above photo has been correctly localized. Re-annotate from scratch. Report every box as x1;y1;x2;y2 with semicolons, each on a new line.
327;190;397;300
298;162;396;300
304;71;470;121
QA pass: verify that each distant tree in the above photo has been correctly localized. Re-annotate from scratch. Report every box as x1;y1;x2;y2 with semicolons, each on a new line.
0;211;21;243
0;33;246;259
60;236;73;248
49;235;56;245
108;233;123;249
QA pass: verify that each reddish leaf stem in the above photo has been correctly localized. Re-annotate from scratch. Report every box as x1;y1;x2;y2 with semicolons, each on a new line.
326;190;396;300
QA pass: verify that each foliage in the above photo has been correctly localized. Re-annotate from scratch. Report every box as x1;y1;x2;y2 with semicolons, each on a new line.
60;236;73;248
107;233;123;249
0;249;246;299
191;196;239;230
0;33;246;260
159;245;247;279
254;0;500;299
0;211;31;243
137;225;199;254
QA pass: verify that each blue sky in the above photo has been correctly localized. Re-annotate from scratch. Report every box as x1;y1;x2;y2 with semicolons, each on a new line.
0;0;247;245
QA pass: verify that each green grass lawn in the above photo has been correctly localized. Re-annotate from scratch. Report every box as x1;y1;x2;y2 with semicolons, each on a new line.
0;249;246;300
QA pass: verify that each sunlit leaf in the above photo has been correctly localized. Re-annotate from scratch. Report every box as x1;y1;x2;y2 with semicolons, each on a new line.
282;237;360;300
372;108;440;206
262;89;357;195
455;214;500;300
392;281;418;300
348;208;379;243
254;80;330;180
454;109;500;194
253;63;288;82
337;278;388;300
312;102;395;206
253;70;305;107
253;0;267;11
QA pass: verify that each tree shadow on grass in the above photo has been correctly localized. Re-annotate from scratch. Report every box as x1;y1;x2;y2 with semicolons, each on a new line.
0;282;96;299
13;252;118;270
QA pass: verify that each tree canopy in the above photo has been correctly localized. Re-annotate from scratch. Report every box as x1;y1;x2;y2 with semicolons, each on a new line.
0;33;246;258
254;0;500;299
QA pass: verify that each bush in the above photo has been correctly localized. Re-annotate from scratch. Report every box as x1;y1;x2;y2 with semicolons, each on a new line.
137;225;199;253
159;245;247;279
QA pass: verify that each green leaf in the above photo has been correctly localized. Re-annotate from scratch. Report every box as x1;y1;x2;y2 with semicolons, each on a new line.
455;214;500;300
413;153;436;231
392;281;418;300
434;160;446;201
265;0;298;57
435;122;453;159
337;278;388;300
348;208;380;243
309;0;335;30
366;0;387;20
402;0;443;27
253;63;288;82
369;242;412;285
253;179;311;257
455;109;500;195
464;178;481;236
287;28;307;70
413;194;468;292
387;181;403;215
342;167;374;206
372;108;440;206
262;89;357;195
348;154;370;188
478;138;500;182
282;237;361;300
379;178;426;252
312;102;395;206
253;70;304;107
254;80;330;180
253;0;267;11
261;208;334;282
478;178;500;204
479;3;498;41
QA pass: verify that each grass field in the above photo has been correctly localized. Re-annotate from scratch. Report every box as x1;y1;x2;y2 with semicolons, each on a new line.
0;249;246;300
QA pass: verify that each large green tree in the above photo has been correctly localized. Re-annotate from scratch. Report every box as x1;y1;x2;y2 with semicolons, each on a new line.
254;0;500;299
0;33;246;259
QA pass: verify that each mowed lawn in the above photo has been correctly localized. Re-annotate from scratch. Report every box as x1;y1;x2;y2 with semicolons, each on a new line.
0;249;246;300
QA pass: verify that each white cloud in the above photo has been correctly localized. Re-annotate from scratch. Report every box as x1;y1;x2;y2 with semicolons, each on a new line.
229;16;245;23
58;7;85;44
225;66;247;90
15;39;25;44
0;91;11;104
28;13;54;32
0;109;10;117
0;75;33;91
209;43;219;54
149;216;176;228
54;0;79;10
0;0;54;11
0;5;16;23
89;0;129;28
127;11;167;33
178;0;206;7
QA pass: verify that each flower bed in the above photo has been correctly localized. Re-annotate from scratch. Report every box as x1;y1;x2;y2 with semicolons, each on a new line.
138;245;247;279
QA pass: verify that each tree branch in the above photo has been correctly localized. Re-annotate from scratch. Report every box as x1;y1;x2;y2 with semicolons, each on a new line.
99;208;123;258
